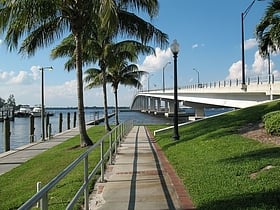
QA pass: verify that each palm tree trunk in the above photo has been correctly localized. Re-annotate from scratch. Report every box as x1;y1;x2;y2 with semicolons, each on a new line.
102;68;111;131
75;33;93;146
114;87;119;125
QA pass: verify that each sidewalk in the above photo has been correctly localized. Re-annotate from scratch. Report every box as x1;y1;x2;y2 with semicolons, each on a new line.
89;126;195;210
0;126;85;175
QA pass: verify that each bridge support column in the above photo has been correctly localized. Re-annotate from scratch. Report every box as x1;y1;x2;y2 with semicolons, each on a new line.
164;100;168;112
195;106;205;119
157;98;161;111
144;97;148;110
150;98;155;112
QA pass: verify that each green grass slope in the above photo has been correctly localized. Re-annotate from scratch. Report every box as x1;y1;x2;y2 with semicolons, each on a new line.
0;126;107;210
149;100;280;210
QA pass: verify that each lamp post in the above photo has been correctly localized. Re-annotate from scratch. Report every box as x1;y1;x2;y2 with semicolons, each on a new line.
268;51;273;100
241;0;264;90
170;39;180;140
162;62;171;92
40;66;53;141
193;68;200;84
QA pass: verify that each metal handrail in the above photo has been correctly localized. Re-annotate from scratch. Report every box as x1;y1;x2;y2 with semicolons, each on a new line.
142;74;279;92
18;120;133;210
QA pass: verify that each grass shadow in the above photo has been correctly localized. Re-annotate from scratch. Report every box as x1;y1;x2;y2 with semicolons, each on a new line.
221;147;280;164
197;189;280;210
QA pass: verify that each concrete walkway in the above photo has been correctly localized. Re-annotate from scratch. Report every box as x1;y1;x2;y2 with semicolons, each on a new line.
89;126;195;210
0;126;84;175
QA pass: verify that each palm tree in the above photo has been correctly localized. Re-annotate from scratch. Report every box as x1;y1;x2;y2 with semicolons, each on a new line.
84;39;153;126
0;0;99;146
255;0;280;57
107;60;147;125
0;0;168;142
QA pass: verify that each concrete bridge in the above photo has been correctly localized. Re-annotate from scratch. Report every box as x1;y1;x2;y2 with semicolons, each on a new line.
130;75;280;119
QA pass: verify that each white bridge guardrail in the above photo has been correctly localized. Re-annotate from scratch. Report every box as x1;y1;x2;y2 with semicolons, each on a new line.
18;120;134;210
143;74;279;91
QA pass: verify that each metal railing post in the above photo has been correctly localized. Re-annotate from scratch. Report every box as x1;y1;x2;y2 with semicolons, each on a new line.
100;141;104;182
109;132;113;164
84;155;89;210
40;193;48;210
114;128;117;154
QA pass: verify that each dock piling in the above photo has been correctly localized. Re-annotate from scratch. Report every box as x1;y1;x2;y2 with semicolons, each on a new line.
4;117;10;151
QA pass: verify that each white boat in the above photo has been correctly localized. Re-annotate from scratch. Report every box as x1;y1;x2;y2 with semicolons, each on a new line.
31;106;54;117
15;105;32;117
31;106;42;117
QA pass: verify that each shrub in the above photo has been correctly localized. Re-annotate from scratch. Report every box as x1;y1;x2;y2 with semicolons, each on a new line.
263;110;280;135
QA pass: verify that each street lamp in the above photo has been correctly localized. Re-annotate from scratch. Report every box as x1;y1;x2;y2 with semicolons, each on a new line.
193;68;200;84
162;61;171;92
40;66;53;141
241;0;264;90
267;50;273;100
170;39;180;140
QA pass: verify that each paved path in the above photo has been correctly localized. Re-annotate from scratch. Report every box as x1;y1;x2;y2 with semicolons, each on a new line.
89;126;195;210
0;126;84;175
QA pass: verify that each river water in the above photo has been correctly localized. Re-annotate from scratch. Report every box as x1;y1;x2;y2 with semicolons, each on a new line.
0;107;232;153
0;108;175;153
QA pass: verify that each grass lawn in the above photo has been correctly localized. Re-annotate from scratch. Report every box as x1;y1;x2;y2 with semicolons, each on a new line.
148;100;280;210
0;125;108;210
2;100;280;210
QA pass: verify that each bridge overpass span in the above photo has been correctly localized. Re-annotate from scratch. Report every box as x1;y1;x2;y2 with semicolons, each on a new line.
130;78;280;119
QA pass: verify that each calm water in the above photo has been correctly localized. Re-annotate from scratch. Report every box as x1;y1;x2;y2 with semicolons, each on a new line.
0;107;232;153
0;108;175;153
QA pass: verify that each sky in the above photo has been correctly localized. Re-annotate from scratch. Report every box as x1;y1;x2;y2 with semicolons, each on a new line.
0;0;278;107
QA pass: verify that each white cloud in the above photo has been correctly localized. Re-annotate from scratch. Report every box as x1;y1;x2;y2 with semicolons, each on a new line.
226;60;243;80
244;38;258;51
192;44;199;49
192;43;204;49
0;65;40;85
139;47;172;73
226;50;279;81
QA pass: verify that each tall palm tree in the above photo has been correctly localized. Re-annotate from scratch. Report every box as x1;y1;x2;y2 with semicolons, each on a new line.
48;0;167;132
0;0;168;142
0;0;99;146
84;39;153;126
107;60;147;125
256;0;280;57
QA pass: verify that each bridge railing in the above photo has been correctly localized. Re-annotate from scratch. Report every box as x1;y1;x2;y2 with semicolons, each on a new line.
18;120;133;210
142;74;280;92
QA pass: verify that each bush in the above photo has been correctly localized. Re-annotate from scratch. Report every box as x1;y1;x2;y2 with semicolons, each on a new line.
263;110;280;135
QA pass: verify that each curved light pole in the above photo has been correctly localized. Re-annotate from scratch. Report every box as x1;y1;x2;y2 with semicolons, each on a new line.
170;39;180;140
162;61;171;92
193;68;200;84
241;0;264;90
40;66;53;141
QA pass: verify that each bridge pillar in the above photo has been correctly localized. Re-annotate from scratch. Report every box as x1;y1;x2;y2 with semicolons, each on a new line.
157;98;161;111
194;106;205;119
150;98;155;112
164;100;169;112
144;96;149;110
169;101;174;112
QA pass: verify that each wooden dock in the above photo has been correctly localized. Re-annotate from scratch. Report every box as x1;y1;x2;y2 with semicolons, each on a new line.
0;107;15;122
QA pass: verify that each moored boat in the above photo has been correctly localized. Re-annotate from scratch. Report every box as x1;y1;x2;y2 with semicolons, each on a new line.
14;105;31;117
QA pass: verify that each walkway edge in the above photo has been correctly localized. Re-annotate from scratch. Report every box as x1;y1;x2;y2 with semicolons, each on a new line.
146;127;196;210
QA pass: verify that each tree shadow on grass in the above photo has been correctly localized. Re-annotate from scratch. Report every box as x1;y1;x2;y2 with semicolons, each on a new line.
197;189;280;210
221;147;280;164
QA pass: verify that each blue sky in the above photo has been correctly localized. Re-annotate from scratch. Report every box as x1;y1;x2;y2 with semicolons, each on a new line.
0;0;278;107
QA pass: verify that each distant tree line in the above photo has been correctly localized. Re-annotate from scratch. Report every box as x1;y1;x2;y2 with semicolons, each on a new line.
0;94;17;109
